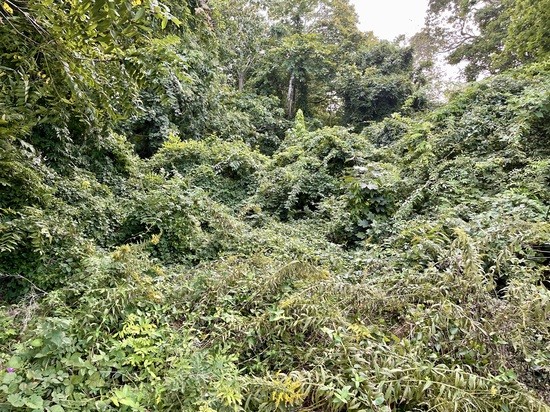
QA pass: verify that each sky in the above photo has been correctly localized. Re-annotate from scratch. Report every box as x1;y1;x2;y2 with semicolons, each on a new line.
349;0;429;41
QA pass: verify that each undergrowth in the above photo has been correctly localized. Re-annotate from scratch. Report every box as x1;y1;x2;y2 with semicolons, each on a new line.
0;66;549;411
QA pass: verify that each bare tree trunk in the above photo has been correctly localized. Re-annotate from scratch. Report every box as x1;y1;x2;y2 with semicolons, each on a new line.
286;72;295;118
238;72;245;91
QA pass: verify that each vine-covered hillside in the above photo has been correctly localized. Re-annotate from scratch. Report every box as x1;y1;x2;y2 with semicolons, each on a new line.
1;0;549;411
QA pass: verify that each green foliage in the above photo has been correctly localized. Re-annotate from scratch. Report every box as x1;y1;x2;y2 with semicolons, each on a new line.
362;114;412;147
119;175;247;264
211;0;269;91
419;0;550;80
0;205;95;300
0;306;17;349
1;1;550;410
505;0;550;66
0;0;194;134
335;41;417;129
0;139;52;209
255;117;372;220
340;162;402;241
123;74;288;157
254;31;335;118
148;135;267;205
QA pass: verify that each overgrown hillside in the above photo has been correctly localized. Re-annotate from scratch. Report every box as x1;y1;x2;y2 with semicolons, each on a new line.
1;0;549;411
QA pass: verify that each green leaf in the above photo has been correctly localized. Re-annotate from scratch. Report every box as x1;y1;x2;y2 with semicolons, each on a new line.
7;356;23;368
422;380;433;392
334;385;352;403
2;372;18;385
133;7;145;21
373;394;385;406
25;394;44;410
7;394;25;407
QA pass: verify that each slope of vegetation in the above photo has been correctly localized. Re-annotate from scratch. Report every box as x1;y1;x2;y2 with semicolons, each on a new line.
1;0;549;411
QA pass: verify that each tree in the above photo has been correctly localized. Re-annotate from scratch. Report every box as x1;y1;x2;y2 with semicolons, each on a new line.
212;0;269;91
0;0;198;142
335;41;416;129
416;0;550;81
253;0;367;119
504;0;550;66
254;32;334;118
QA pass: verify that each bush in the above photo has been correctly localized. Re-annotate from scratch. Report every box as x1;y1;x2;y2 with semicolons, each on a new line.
149;135;267;206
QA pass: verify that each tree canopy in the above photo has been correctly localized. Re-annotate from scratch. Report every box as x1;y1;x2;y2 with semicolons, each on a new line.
415;0;550;80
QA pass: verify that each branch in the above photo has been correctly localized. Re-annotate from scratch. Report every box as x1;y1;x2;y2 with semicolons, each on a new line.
0;272;47;295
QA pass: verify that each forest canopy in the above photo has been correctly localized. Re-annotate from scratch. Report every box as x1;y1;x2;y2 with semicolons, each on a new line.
0;0;549;411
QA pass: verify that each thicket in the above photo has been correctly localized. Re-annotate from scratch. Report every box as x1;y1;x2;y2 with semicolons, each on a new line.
1;0;549;411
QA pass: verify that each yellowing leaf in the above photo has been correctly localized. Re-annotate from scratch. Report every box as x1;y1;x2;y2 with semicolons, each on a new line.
2;1;14;14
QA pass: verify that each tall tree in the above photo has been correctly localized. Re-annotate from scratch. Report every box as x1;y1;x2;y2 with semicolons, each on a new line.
416;0;550;81
212;0;269;91
334;41;417;129
255;0;366;118
503;0;550;66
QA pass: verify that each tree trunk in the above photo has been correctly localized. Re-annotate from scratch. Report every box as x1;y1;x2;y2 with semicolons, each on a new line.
286;72;296;118
238;71;245;91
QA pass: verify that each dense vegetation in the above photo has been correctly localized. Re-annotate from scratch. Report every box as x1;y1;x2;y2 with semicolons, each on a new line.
0;0;549;411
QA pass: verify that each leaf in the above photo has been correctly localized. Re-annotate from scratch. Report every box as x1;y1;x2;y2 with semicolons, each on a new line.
358;219;370;228
25;394;44;410
422;380;433;392
133;7;145;21
2;372;18;384
7;394;25;408
373;394;385;406
2;2;14;14
7;356;23;368
119;397;139;408
334;385;352;403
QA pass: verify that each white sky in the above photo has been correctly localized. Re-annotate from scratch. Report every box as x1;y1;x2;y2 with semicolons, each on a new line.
349;0;429;41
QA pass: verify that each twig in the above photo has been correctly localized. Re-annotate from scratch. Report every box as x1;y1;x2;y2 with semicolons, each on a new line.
0;272;47;294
